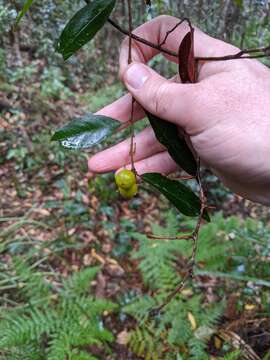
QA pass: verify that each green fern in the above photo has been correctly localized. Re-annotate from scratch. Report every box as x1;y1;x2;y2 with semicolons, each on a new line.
125;212;225;359
11;257;52;304
125;211;270;359
128;327;160;360
221;349;242;360
62;266;100;294
0;262;117;360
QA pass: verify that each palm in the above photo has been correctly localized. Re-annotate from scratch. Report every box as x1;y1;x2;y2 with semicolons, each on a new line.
88;15;270;204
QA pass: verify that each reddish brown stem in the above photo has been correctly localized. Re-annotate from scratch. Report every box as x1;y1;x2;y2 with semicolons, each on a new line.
127;0;132;64
126;0;136;173
149;21;208;316
107;18;270;62
159;18;192;47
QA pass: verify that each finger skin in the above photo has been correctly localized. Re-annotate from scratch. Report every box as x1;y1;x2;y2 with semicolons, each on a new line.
94;74;180;124
119;15;239;78
88;127;165;173
120;151;178;176
88;15;270;205
95;93;144;123
122;63;202;133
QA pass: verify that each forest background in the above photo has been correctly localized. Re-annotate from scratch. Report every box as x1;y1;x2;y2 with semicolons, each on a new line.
1;0;270;359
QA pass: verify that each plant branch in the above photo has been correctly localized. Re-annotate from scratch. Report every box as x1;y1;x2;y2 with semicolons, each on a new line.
127;0;132;64
126;0;136;173
107;18;270;62
108;18;177;58
149;21;208;316
150;162;207;315
158;18;192;47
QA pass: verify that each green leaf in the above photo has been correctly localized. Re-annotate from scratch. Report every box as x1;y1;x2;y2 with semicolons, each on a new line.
146;111;197;176
57;0;116;60
142;173;210;221
234;0;243;7
15;0;35;26
51;112;120;149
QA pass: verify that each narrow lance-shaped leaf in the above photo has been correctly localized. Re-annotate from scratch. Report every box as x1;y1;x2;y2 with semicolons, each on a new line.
51;112;120;149
15;0;35;26
142;173;210;222
57;0;116;60
178;30;196;83
146;111;197;176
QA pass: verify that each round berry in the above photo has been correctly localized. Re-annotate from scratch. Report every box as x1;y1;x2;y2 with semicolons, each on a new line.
115;169;136;190
118;183;138;199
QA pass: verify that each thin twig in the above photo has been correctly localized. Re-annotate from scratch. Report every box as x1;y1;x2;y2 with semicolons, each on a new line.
159;18;191;47
127;0;132;64
108;18;177;57
148;21;208;316
126;0;137;173
189;160;206;269
129;98;136;172
149;271;191;316
107;18;270;62
150;162;207;315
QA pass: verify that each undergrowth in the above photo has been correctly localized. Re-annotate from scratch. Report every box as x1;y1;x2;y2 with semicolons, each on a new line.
0;261;117;360
124;211;270;359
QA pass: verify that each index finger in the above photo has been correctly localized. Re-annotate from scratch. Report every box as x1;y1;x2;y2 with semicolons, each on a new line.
119;15;239;78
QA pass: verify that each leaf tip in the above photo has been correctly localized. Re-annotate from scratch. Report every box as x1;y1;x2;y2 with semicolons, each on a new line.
203;211;211;223
50;133;58;141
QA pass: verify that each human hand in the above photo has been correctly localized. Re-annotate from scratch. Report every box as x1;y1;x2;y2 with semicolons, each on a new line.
88;15;270;205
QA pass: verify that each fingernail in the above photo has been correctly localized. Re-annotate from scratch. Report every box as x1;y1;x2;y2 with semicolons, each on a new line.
125;63;150;89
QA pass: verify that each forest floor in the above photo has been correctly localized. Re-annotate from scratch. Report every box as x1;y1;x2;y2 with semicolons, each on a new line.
1;74;270;359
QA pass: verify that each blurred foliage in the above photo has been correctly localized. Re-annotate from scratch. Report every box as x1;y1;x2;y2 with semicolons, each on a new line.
1;1;270;359
0;0;269;85
124;211;270;359
0;260;117;360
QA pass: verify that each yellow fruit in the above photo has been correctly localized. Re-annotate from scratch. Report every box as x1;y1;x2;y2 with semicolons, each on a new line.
115;169;136;190
118;183;138;199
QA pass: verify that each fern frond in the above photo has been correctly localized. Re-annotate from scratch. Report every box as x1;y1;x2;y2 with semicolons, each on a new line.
128;326;161;360
199;302;224;329
188;337;209;360
124;295;156;321
0;262;116;359
62;266;100;295
0;342;44;360
12;257;52;303
70;349;98;360
222;349;242;360
0;307;57;348
167;311;192;346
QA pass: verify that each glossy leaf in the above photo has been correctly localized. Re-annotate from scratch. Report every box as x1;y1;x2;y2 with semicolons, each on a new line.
51;112;120;149
15;0;35;26
142;173;210;221
178;30;196;83
57;0;116;60
146;111;197;176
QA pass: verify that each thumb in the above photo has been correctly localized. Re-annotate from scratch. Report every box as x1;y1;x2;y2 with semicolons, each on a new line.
123;62;200;131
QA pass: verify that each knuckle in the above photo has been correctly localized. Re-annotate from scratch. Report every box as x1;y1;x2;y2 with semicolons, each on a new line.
156;14;177;23
151;82;170;117
121;36;129;48
118;68;122;81
155;14;169;22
